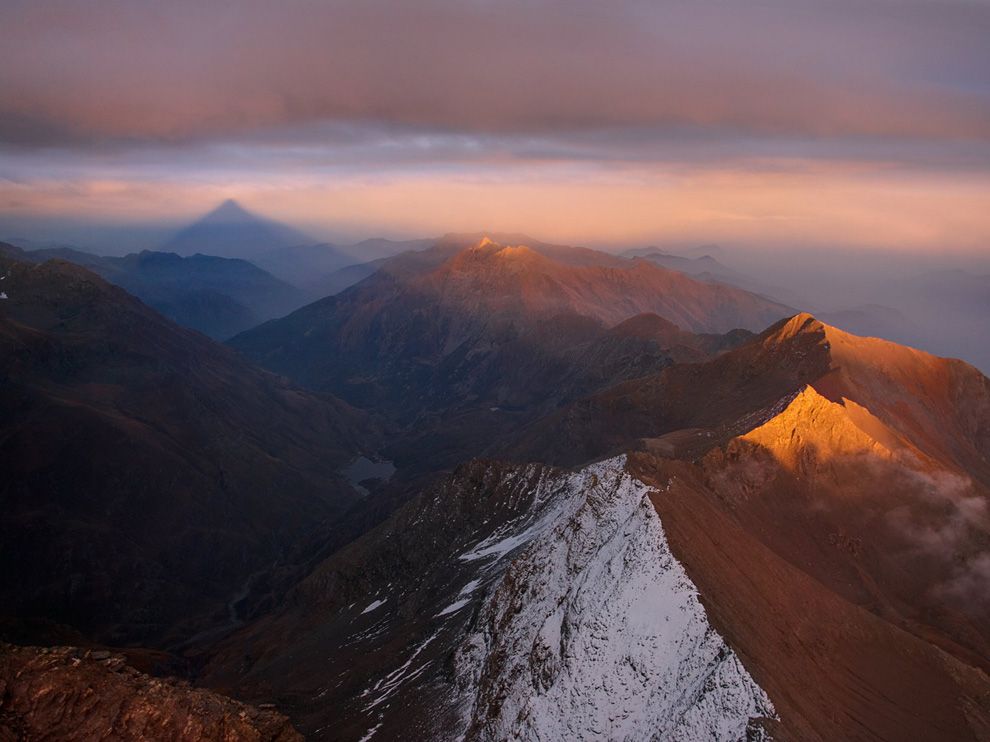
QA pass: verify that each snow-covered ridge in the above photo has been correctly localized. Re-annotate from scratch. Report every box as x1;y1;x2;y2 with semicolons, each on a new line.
452;457;775;741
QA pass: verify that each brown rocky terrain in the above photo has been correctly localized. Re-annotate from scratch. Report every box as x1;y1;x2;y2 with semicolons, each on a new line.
0;643;301;741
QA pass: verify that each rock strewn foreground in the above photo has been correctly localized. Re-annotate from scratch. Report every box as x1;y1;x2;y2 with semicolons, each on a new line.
0;644;300;741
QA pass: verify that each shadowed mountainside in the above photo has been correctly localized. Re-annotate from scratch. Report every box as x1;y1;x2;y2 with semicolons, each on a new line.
0;245;375;647
23;245;308;339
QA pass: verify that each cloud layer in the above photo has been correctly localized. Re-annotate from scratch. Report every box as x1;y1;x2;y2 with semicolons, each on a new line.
1;0;989;246
4;0;989;147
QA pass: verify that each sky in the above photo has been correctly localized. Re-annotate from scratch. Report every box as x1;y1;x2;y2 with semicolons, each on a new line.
1;0;989;251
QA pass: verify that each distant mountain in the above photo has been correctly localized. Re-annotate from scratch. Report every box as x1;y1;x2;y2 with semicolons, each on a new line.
0;244;374;647
253;239;433;301
229;235;787;465
623;243;725;260
161;199;313;260
684;243;726;258
22;247;307;339
303;257;388;298
252;242;356;289
827;269;990;374
627;247;801;306
338;237;434;263
206;314;990;741
901;269;990;313
629;248;735;277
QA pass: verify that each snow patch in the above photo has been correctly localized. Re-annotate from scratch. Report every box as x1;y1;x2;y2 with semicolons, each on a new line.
357;722;382;742
458;579;482;596
363;631;440;711
458;471;576;564
361;598;387;615
436;598;471;617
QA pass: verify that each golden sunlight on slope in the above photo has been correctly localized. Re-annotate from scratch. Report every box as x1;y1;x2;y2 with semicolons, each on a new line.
739;385;923;470
763;313;990;482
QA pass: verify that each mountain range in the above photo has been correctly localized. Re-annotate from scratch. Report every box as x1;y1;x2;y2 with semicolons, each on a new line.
201;313;990;741
1;228;988;741
230;235;789;467
11;244;309;339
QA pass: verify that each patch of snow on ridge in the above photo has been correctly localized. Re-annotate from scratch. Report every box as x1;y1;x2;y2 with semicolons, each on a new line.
453;457;775;741
364;630;441;711
361;598;386;614
436;598;472;617
458;468;571;565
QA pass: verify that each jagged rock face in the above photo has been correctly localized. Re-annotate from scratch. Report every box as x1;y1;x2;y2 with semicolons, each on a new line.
0;644;301;741
206;458;774;741
454;459;775;742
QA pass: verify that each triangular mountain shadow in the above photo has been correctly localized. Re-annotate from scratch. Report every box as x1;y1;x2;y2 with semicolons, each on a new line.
161;199;313;260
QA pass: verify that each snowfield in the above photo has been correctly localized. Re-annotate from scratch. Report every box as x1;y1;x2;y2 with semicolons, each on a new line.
452;457;775;741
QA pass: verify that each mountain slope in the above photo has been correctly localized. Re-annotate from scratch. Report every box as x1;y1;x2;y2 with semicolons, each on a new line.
0;247;374;646
161;199;313;260
508;312;990;472
26;247;308;338
203;458;776;741
453;459;775;742
205;314;990;740
509;312;990;734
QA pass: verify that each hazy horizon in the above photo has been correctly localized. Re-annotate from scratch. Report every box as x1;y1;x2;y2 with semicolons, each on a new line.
2;0;989;255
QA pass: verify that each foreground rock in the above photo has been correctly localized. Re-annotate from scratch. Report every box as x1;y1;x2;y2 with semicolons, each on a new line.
0;643;300;741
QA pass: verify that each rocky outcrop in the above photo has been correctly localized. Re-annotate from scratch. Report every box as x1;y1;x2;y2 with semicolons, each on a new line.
0;643;300;741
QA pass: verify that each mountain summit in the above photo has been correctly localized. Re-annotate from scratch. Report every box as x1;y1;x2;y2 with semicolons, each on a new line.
161;199;313;260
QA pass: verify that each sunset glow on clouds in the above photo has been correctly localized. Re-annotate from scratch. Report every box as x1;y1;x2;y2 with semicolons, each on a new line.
2;0;989;250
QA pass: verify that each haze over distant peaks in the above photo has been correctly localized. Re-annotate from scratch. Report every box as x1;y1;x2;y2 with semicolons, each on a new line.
161;199;313;260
